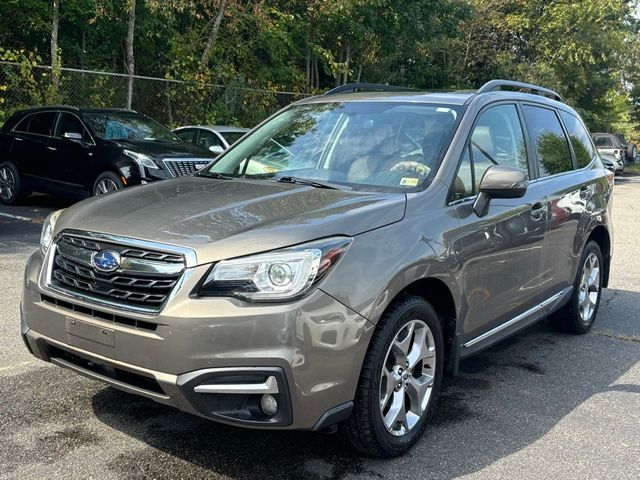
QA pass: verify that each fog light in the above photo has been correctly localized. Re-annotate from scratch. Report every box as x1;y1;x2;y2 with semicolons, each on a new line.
260;394;278;416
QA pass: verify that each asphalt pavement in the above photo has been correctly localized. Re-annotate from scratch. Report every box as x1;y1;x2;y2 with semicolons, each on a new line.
1;177;639;480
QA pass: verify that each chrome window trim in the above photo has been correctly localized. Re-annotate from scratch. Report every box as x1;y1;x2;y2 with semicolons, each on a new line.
11;111;58;138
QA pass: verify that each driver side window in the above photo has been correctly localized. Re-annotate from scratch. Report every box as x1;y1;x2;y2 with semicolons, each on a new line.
453;104;527;200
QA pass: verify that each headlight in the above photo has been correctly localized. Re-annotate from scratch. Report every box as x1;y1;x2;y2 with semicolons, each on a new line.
123;150;159;170
198;237;352;301
40;209;64;254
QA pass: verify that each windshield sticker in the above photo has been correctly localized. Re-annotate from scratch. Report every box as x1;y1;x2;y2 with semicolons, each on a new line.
400;177;419;186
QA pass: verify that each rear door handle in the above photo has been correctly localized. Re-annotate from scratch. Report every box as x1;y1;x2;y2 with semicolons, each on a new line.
530;202;546;220
46;146;57;151
13;137;24;142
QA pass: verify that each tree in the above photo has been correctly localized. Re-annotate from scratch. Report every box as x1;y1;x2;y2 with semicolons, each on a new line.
125;0;136;109
50;0;60;94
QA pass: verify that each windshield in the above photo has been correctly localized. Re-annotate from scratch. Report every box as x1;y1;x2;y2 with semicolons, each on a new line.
220;131;246;145
207;102;461;191
82;112;180;142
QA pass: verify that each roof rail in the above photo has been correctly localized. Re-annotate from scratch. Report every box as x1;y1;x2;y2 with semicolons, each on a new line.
477;80;564;103
324;83;413;95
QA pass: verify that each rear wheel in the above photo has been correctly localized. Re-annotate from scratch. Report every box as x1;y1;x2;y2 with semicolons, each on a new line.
549;241;603;334
343;295;444;457
0;161;26;205
92;171;124;196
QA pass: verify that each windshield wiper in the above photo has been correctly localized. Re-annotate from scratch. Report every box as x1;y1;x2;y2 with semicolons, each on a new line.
196;171;233;180
276;176;346;190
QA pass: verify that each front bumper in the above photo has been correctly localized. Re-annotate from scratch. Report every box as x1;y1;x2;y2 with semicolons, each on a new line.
22;249;372;430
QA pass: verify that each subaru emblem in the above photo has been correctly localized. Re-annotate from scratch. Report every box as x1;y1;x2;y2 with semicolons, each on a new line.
92;250;121;273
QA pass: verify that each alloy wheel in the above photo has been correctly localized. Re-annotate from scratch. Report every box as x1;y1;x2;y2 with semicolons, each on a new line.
379;319;436;437
94;178;119;195
0;166;16;202
578;252;601;323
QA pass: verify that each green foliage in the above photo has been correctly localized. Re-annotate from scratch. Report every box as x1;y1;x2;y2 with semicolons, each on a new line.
0;0;638;132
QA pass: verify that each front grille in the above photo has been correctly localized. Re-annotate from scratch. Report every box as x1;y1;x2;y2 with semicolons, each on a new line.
51;234;185;312
163;158;211;177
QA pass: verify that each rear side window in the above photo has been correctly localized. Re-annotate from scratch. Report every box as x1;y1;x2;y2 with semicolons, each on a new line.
198;130;224;149
453;104;527;200
594;136;613;147
559;111;596;169
522;105;573;177
175;129;196;143
27;112;57;136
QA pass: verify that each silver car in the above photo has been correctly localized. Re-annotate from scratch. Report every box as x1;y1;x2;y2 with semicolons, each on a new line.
21;80;613;457
173;125;250;155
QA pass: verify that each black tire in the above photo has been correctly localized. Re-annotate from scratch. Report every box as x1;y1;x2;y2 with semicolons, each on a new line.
92;171;124;196
549;241;603;334
0;161;27;205
342;294;444;457
627;143;637;163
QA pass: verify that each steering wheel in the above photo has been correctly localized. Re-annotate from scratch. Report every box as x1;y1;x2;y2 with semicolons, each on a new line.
390;160;430;177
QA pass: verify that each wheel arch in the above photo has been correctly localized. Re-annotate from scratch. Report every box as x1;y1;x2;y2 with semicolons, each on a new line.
369;274;460;375
586;225;611;288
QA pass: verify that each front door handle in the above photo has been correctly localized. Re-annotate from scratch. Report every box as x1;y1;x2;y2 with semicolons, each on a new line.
46;146;57;151
530;202;546;220
13;137;24;142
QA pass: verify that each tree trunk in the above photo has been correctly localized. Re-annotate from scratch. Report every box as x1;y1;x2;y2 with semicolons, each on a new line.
199;0;227;74
125;0;136;109
313;57;319;90
335;50;343;87
356;63;363;83
50;0;60;94
305;49;311;91
343;45;351;85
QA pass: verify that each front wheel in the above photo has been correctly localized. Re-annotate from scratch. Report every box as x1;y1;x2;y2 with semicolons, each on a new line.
549;241;603;334
343;295;444;457
92;171;124;196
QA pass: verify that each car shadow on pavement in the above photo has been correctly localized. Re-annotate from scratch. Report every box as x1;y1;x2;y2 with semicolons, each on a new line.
90;289;640;480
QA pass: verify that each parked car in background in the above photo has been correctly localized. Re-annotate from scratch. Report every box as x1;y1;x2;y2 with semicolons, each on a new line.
0;106;214;205
592;132;637;164
173;125;249;155
600;153;624;175
21;80;614;457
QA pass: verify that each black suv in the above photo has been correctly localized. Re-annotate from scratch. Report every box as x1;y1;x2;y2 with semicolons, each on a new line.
0;106;214;204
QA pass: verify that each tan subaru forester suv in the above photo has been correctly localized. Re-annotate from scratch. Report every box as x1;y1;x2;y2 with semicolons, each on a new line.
21;80;613;457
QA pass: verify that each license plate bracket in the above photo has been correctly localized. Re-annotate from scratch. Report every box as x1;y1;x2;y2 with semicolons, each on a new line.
65;318;115;348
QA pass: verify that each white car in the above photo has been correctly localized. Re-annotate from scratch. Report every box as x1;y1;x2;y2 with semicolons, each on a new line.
173;125;250;155
600;153;624;175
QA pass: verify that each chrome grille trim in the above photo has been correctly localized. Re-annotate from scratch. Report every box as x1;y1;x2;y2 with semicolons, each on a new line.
162;158;211;177
45;230;196;314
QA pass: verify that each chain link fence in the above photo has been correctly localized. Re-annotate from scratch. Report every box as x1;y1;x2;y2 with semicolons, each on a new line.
0;61;310;128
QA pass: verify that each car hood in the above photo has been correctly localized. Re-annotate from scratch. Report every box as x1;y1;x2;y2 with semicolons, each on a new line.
109;140;213;159
56;177;406;265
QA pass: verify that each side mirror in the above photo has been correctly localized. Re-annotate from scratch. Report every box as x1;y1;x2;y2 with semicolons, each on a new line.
473;165;528;217
209;145;225;155
62;132;83;141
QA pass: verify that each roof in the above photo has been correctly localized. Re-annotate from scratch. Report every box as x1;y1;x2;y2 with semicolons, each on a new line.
296;89;572;114
12;105;138;115
174;125;250;132
298;91;475;106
